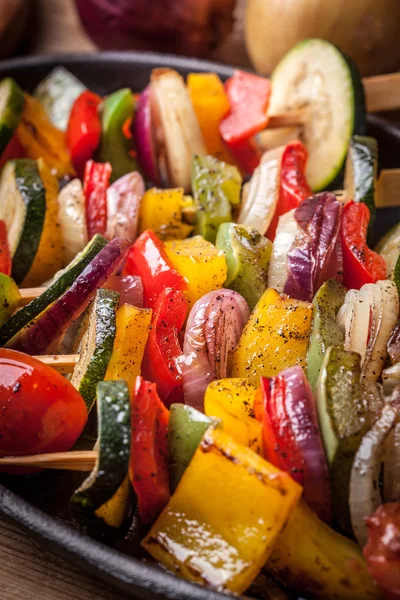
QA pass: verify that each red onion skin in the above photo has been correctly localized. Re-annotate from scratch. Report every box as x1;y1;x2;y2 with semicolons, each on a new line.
284;192;342;302
134;86;161;185
106;172;144;242
260;366;332;523
105;274;143;307
75;0;235;57
181;289;250;412
8;238;130;355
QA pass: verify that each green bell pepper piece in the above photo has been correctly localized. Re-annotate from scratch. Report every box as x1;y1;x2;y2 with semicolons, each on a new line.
216;222;271;310
316;346;368;533
0;273;20;327
168;403;220;491
192;154;242;243
96;88;138;182
307;279;346;391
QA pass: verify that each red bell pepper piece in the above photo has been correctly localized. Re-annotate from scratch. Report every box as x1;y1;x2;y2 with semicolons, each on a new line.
124;230;186;309
341;201;386;290
141;288;187;407
83;159;112;239
129;376;170;524
220;70;271;144
266;140;312;240
258;367;332;523
0;134;24;170
0;220;11;276
66;91;102;178
227;138;261;175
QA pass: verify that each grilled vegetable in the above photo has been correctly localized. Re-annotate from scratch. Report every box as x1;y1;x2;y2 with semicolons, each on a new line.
71;380;131;513
231;288;313;386
6;237;129;355
143;427;302;594
138;187;194;240
71;288;119;412
168;403;219;491
269;38;366;191
344;135;377;240
316;346;368;532
0;234;107;347
57;178;88;265
307;279;346;390
216;222;271;310
376;221;400;295
0;159;45;285
0;273;20;328
34;67;86;131
0;78;24;156
192;154;241;243
96;88;138;182
66;91;102;178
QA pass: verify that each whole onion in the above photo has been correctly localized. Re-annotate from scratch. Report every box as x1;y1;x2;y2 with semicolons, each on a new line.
75;0;236;57
180;289;249;412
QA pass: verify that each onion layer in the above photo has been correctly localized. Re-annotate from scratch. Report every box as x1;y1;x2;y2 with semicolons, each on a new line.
134;86;161;184
57;178;88;265
180;289;249;412
105;274;143;308
106;171;144;242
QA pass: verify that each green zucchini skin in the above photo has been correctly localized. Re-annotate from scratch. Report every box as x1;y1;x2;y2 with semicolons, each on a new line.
71;288;119;412
0;234;108;347
0;78;24;155
316;346;368;533
71;380;131;512
11;159;46;284
344;135;377;238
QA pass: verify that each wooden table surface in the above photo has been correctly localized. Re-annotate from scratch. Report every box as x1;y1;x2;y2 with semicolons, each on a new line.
0;1;248;598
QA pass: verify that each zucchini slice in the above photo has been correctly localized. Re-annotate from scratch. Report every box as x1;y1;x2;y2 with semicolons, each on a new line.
269;38;366;191
0;159;46;284
0;234;108;347
71;380;131;513
71;288;119;412
0;78;24;155
344;135;377;237
34;67;86;131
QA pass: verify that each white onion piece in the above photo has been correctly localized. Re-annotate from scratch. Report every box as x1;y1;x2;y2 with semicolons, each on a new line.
337;281;399;383
383;422;400;502
237;146;283;235
57;178;88;265
350;404;398;546
267;209;301;292
382;363;400;394
180;289;249;412
150;68;206;192
106;172;145;242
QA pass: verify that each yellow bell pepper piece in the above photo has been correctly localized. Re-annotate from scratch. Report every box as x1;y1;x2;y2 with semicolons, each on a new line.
142;427;302;594
16;94;75;178
187;73;233;164
231;288;313;386
164;236;227;307
105;304;152;395
138;187;194;240
22;159;63;287
95;476;131;529
268;500;380;600
204;379;262;454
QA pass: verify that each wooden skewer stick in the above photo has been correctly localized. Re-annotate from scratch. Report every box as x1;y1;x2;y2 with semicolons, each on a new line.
0;450;97;471
34;354;80;374
19;287;46;306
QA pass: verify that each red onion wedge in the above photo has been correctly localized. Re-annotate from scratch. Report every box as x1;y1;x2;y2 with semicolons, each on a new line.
106;171;144;242
350;403;399;547
237;146;283;235
150;68;206;192
134;85;161;184
7;238;130;355
259;366;332;523
105;274;143;308
337;280;399;383
268;192;342;301
388;321;400;365
180;289;249;412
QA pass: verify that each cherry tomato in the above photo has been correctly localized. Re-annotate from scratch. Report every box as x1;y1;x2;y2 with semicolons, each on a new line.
364;502;400;600
0;349;87;462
